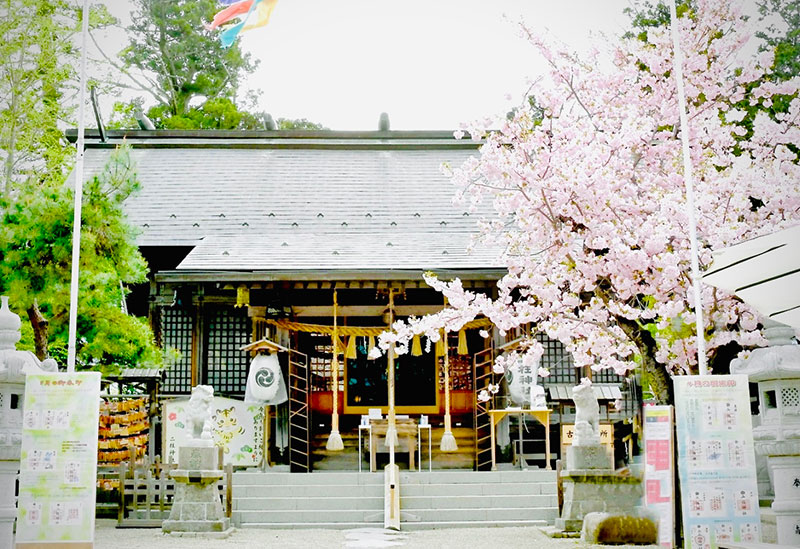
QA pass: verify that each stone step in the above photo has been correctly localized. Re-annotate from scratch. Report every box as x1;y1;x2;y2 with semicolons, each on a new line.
233;471;383;486
400;493;557;510
400;481;557;497
233;509;383;524
233;492;555;512
231;469;559;528
232;469;556;486
404;507;559;523
234;506;557;525
237;519;552;530
234;479;555;498
402;519;551;530
234;495;383;511
398;470;557;484
235;483;384;498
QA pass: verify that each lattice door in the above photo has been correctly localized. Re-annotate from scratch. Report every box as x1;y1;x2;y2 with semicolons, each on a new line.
288;349;311;473
205;307;250;395
160;307;193;394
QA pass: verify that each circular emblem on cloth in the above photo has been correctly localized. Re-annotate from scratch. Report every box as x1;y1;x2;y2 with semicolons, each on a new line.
255;368;275;388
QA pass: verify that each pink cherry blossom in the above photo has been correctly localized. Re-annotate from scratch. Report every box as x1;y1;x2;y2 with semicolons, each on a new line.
374;0;799;403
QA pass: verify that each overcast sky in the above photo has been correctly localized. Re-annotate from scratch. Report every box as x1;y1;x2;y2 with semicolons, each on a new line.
96;0;766;130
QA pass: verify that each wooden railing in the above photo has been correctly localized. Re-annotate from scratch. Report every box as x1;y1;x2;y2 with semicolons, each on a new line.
473;345;497;471
288;349;311;473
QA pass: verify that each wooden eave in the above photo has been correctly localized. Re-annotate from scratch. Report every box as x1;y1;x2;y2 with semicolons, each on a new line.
153;268;506;284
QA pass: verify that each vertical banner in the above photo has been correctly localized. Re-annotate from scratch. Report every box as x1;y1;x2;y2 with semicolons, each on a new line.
644;404;675;548
15;372;101;549
674;375;760;549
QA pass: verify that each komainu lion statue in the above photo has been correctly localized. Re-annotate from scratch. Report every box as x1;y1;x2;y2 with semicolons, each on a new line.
571;380;600;446
186;384;214;444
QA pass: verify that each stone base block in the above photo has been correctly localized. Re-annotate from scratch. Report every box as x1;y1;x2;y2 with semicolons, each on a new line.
773;508;800;547
162;519;232;537
559;471;643;532
581;511;658;545
567;444;613;470
178;445;219;470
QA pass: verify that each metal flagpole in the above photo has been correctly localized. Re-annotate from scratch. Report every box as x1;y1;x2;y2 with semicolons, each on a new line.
669;0;708;376
66;0;90;373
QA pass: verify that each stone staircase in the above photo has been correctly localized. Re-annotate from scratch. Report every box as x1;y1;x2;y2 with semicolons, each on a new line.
231;469;558;529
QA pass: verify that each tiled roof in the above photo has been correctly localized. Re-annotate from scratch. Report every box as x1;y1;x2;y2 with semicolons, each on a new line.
77;131;503;273
547;384;623;401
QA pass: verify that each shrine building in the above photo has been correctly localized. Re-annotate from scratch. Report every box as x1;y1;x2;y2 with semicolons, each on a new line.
67;127;635;474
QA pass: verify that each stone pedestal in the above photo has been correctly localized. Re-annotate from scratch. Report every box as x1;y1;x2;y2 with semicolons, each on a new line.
567;444;613;470
162;446;232;538
730;322;800;546
0;461;17;546
556;469;644;532
768;455;800;546
555;445;643;532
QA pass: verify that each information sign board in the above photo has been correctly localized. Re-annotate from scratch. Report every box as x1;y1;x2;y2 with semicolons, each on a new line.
560;423;614;446
15;372;101;549
163;396;265;467
675;375;760;549
644;404;675;548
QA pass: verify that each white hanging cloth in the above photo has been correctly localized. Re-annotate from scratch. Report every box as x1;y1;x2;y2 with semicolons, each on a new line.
244;353;288;405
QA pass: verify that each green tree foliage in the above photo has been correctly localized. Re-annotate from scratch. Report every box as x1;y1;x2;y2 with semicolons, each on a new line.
0;146;162;372
0;0;74;196
105;0;326;130
624;0;798;153
123;0;257;117
757;0;800;80
106;0;262;129
1;0;117;196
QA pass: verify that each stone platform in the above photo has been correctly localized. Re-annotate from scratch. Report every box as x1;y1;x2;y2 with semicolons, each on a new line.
162;445;233;538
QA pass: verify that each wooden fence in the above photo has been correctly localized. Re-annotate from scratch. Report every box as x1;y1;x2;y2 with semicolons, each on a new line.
117;453;232;528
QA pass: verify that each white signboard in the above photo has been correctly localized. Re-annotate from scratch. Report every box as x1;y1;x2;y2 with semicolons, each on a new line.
15;372;101;549
644;404;675;548
675;375;760;549
163;396;264;467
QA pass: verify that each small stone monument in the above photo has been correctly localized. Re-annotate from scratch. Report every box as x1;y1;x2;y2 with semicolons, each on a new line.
731;320;800;546
162;384;232;538
555;379;651;542
0;296;57;547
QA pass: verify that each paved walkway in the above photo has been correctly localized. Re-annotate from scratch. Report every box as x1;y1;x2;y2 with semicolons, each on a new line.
94;520;658;549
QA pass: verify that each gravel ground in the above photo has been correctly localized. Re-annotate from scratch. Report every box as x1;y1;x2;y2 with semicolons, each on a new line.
94;520;659;549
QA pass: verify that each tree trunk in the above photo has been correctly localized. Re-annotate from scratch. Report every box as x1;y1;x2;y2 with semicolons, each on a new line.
27;302;49;361
615;316;674;405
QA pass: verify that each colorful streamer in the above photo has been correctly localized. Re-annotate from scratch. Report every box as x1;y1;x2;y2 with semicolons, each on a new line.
213;0;278;48
205;0;254;31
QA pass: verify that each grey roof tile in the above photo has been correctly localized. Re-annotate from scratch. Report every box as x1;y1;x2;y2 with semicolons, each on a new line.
80;142;500;272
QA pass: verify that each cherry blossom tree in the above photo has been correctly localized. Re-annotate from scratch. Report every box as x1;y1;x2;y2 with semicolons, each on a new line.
382;0;800;404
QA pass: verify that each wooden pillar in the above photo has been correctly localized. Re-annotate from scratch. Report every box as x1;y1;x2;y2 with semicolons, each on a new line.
191;296;205;387
387;289;397;464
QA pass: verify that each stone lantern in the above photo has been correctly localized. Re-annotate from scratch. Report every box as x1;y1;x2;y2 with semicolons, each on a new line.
730;321;800;546
0;296;57;546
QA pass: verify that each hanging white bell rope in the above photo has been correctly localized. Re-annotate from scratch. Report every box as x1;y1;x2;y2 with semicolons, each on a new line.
440;327;458;452
326;289;344;451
